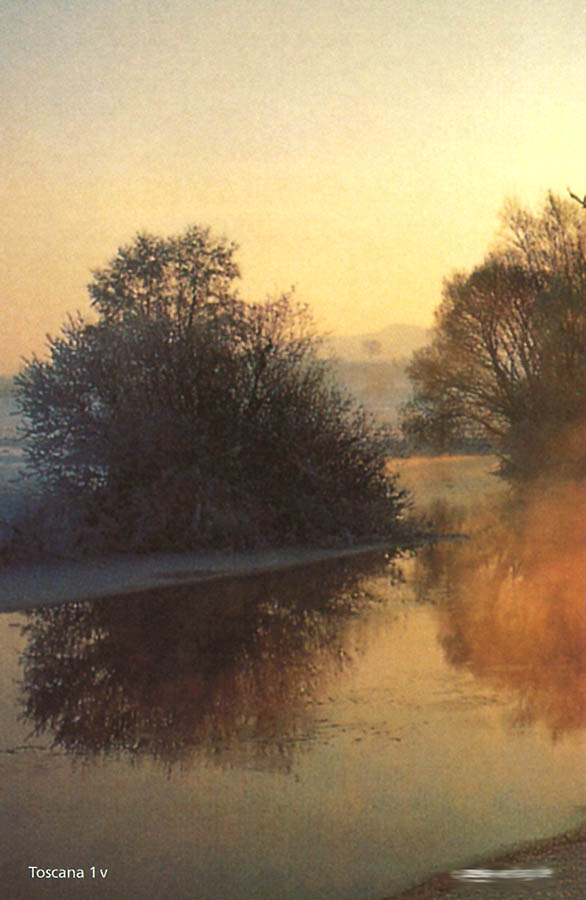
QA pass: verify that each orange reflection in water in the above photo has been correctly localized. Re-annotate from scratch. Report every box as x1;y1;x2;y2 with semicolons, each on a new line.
422;482;586;737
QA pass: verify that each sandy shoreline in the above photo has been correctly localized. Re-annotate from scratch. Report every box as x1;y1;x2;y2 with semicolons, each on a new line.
0;537;416;613
388;824;586;899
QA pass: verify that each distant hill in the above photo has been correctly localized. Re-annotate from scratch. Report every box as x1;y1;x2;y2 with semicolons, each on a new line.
323;323;430;363
322;324;431;424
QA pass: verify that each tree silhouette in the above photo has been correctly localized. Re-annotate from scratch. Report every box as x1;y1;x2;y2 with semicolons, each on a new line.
402;193;586;477
14;226;408;556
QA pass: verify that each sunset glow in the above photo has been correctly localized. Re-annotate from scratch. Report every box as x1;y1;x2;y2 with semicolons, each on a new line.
2;0;586;372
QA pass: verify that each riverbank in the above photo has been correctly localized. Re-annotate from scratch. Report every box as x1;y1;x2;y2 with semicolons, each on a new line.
0;453;498;616
389;824;586;899
0;536;422;613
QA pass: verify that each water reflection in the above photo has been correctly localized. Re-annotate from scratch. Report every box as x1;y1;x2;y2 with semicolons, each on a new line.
17;475;586;775
415;482;586;737
18;552;404;770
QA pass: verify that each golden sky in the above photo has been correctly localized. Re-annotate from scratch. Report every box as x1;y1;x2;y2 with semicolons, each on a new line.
2;0;586;373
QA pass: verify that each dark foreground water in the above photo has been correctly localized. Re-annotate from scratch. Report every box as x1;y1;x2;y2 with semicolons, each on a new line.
1;457;586;899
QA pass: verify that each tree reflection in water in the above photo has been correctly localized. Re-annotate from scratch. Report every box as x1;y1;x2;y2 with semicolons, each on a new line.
415;482;586;738
18;552;405;771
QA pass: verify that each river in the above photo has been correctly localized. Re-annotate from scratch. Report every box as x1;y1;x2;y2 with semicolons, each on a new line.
1;454;586;898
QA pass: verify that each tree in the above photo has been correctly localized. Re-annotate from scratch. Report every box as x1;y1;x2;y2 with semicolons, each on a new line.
402;192;586;477
14;225;408;557
362;339;382;358
88;227;240;328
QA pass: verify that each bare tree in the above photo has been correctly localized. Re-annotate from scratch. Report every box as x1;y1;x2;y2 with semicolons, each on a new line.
402;192;586;477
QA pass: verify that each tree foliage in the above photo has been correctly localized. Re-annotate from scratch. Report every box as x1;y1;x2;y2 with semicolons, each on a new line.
15;226;407;556
402;192;586;477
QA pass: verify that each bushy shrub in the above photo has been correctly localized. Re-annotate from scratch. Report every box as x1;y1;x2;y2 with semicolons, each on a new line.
14;227;408;556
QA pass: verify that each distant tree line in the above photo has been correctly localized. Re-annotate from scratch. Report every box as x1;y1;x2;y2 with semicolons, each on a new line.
402;191;586;478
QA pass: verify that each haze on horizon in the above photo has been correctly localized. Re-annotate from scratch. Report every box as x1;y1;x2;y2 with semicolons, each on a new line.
2;0;586;374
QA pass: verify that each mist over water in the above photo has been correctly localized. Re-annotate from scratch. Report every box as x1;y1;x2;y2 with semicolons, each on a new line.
418;479;586;738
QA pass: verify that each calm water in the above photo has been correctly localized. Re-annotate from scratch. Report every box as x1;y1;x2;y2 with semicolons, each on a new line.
1;456;586;898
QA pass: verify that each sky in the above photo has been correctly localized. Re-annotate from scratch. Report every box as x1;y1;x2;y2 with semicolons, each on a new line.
2;0;586;373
